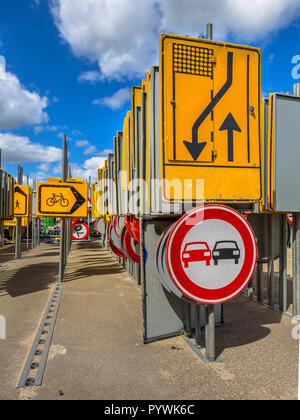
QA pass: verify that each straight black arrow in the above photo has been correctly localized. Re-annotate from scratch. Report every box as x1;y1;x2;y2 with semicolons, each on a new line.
219;112;241;162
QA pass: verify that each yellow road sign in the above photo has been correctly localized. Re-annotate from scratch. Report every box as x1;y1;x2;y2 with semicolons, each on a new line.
160;34;262;203
47;177;85;184
91;183;101;218
14;185;30;217
4;217;28;227
131;87;142;171
36;182;88;218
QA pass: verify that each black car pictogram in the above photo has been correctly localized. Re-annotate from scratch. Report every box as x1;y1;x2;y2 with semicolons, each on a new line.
212;241;240;265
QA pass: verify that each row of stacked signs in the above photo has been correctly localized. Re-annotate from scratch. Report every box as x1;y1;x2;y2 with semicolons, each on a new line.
93;33;297;305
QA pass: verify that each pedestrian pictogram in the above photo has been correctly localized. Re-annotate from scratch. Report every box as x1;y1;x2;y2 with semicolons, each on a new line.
14;185;30;217
165;205;257;304
36;182;88;218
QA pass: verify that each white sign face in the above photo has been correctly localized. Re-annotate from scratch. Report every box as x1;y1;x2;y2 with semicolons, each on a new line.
165;205;257;304
181;219;245;290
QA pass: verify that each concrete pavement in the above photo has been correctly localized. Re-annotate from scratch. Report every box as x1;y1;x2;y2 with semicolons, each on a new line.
0;240;298;400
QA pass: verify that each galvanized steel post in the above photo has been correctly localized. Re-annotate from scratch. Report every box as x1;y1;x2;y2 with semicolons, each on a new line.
15;165;23;259
279;214;288;312
59;135;68;283
293;83;300;315
267;214;275;308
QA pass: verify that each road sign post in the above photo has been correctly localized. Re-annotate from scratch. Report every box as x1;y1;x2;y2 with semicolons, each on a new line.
15;165;23;259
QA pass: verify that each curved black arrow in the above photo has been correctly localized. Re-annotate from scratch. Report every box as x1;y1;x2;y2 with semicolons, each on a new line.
219;113;241;162
184;51;233;161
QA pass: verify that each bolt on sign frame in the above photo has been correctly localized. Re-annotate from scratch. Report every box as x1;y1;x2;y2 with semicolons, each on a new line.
160;33;262;204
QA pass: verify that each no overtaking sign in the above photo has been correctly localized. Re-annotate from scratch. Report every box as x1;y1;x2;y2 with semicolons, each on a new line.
165;205;257;304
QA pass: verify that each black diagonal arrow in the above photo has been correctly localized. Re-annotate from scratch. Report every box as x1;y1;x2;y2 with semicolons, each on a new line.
219;112;241;162
183;52;233;161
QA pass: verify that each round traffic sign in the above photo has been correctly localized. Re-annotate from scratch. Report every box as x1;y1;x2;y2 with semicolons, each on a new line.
165;205;257;304
72;222;89;241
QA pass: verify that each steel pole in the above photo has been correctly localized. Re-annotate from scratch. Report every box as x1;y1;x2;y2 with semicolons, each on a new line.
293;83;300;315
15;165;23;259
206;23;213;41
267;214;275;308
205;305;215;362
59;135;68;283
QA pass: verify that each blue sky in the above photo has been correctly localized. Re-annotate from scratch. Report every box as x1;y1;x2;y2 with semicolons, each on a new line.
0;0;300;182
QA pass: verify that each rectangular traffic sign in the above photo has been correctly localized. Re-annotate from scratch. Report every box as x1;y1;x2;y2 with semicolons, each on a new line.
36;182;88;218
160;34;262;203
14;185;30;217
4;217;28;227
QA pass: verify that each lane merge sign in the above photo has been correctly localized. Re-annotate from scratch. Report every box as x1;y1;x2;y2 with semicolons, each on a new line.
14;185;30;217
165;205;257;304
36;182;88;218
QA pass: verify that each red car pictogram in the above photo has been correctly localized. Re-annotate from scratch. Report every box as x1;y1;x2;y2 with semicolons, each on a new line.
182;242;212;268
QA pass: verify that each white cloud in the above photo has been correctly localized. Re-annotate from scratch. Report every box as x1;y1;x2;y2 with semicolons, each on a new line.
50;0;300;81
78;70;103;84
0;59;49;129
75;139;89;147
71;156;106;181
93;87;131;110
38;163;51;172
0;133;61;164
84;145;98;155
34;125;61;135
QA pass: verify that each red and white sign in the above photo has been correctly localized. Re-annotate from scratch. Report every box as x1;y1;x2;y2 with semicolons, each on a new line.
287;214;293;225
165;205;257;304
72;221;89;241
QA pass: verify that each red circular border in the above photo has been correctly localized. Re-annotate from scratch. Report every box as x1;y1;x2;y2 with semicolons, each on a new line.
124;229;141;264
165;205;257;304
72;222;89;241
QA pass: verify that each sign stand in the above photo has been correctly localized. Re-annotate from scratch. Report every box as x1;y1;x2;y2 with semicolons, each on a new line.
59;135;68;283
15;165;23;259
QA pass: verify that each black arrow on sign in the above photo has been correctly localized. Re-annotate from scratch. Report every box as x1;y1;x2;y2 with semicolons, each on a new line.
183;52;233;161
219;112;241;162
70;186;86;214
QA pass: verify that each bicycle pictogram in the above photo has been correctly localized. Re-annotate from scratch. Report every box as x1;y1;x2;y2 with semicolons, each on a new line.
46;193;69;208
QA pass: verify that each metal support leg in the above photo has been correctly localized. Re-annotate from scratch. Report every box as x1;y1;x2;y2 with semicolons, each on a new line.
0;220;4;248
184;302;192;337
293;214;300;316
256;263;263;303
15;218;21;259
279;214;287;313
195;304;203;347
267;214;275;308
205;305;215;362
59;218;66;283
